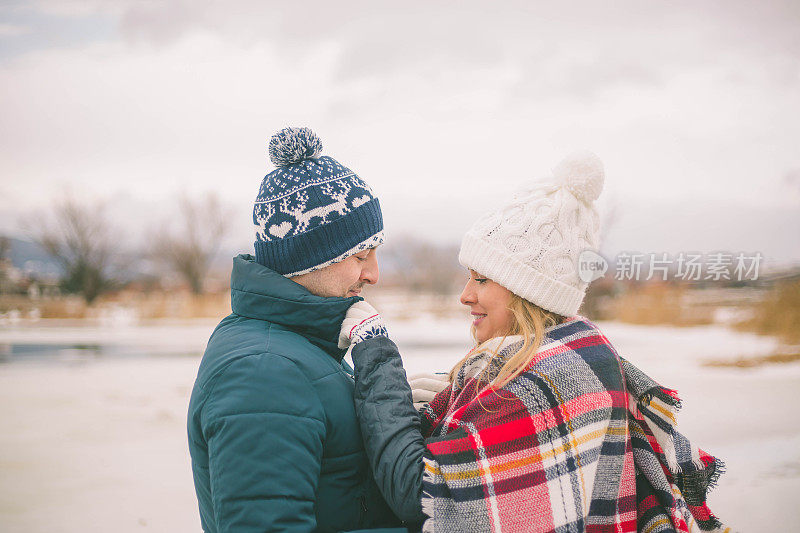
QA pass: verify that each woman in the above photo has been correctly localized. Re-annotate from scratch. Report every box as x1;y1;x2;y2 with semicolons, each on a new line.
339;152;729;532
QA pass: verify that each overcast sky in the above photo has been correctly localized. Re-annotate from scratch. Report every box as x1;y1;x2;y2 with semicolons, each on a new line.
1;0;799;263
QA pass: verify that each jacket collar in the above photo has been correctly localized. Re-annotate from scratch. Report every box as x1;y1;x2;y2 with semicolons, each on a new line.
229;254;360;361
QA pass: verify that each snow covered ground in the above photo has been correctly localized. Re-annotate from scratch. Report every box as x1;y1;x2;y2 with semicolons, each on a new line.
0;318;797;532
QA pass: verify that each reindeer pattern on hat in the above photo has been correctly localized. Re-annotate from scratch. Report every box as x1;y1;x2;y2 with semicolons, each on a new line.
253;156;376;243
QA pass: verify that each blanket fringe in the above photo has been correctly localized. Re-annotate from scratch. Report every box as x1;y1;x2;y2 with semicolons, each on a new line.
706;457;725;493
642;385;683;410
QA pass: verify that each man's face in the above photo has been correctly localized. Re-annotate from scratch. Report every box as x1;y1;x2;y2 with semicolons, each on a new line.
290;247;379;298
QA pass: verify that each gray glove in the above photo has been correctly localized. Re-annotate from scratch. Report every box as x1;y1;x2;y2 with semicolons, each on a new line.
408;372;450;410
338;300;388;349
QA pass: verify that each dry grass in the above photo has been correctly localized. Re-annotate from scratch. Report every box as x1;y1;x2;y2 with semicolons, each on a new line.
128;291;230;320
702;349;800;368
0;295;88;319
608;283;715;326
734;279;800;344
0;290;231;321
701;279;800;368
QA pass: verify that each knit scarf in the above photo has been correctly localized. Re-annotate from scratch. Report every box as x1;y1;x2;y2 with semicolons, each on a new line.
419;317;731;533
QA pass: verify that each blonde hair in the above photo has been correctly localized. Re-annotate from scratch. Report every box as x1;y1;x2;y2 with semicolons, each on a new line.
449;294;565;390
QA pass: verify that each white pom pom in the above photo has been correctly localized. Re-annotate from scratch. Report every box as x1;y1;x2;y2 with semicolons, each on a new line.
268;127;323;167
552;151;605;203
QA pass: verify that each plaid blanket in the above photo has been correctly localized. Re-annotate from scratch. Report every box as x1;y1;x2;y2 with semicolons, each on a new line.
419;317;730;533
623;361;729;533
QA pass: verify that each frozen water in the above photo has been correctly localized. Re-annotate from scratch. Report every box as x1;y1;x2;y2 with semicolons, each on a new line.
0;318;797;532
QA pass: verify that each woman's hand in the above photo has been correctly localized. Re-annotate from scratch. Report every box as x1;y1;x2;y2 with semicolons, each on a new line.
408;373;450;410
338;300;388;349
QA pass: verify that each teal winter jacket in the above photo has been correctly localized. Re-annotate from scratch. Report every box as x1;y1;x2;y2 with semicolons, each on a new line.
187;255;401;532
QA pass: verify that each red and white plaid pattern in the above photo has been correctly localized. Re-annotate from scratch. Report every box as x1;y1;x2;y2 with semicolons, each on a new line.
419;317;730;533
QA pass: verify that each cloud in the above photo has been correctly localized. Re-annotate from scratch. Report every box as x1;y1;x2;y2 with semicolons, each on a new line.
784;169;800;196
511;56;666;104
1;0;800;261
0;2;117;60
28;0;129;18
115;1;344;47
0;23;30;36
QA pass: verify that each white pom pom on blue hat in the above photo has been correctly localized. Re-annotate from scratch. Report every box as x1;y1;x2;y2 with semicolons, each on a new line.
552;150;605;204
268;127;324;167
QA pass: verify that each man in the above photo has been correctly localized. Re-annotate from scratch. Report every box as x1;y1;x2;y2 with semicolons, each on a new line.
187;127;402;532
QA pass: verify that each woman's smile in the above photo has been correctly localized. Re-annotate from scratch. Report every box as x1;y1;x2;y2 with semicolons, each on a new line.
460;271;513;343
471;312;487;326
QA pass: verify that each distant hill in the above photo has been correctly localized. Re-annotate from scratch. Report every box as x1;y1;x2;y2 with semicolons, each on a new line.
3;236;62;276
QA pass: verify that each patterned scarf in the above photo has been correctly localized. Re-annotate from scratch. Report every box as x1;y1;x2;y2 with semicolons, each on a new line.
419;317;731;533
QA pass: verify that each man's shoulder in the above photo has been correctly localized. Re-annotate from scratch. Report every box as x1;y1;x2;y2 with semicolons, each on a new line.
187;349;328;438
197;314;341;392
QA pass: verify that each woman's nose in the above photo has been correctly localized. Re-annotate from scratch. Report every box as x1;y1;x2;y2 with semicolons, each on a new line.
459;282;475;306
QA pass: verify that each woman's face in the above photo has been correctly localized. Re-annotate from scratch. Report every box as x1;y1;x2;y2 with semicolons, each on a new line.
459;270;514;344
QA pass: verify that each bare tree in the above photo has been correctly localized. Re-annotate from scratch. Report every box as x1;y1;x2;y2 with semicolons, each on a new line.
151;193;231;294
0;235;11;294
0;236;9;261
27;198;117;304
381;235;463;296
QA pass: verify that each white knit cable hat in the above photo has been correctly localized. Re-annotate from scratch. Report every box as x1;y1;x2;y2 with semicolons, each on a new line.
458;151;605;317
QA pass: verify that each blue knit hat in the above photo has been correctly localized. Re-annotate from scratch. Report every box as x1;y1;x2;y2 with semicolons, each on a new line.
253;127;384;276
